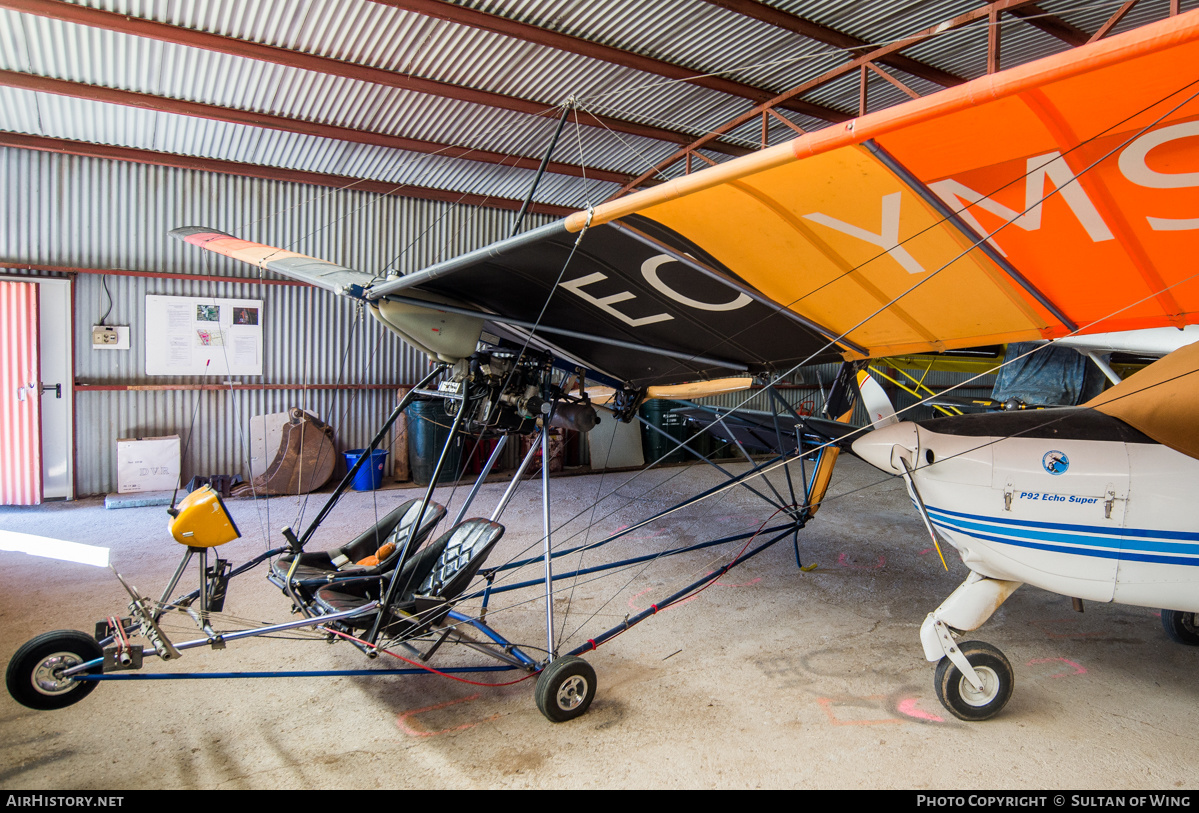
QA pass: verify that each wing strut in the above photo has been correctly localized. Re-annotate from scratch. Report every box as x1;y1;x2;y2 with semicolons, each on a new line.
511;104;572;238
862;139;1078;333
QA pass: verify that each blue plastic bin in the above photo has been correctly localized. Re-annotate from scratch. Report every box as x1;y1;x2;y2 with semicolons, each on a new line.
343;448;388;491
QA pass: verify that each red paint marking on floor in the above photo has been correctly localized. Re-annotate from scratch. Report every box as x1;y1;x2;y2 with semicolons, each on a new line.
896;697;945;723
1027;657;1087;678
396;694;501;737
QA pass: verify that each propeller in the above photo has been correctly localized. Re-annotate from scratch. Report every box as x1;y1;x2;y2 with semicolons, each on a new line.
584;377;753;410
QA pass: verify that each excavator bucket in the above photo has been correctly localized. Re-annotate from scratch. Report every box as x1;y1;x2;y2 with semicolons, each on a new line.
235;408;337;497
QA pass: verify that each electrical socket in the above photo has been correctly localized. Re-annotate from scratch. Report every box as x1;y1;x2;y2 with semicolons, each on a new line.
92;325;130;350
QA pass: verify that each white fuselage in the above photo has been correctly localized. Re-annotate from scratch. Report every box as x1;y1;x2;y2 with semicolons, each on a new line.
853;413;1199;613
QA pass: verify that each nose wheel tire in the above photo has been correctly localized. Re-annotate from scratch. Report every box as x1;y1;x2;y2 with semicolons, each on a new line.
535;656;596;723
1161;610;1199;645
933;640;1014;722
7;630;103;711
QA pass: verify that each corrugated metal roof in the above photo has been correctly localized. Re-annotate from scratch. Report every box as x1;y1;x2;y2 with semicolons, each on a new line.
0;0;1190;210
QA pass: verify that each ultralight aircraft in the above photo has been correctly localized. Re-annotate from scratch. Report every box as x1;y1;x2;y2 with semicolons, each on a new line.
8;10;1199;722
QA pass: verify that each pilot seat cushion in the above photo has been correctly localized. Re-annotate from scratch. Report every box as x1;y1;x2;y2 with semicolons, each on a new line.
416;519;505;601
357;541;396;568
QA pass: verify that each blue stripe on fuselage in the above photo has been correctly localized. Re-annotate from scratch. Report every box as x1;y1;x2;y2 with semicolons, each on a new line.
923;504;1199;567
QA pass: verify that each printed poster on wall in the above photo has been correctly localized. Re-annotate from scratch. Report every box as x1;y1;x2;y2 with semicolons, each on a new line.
145;295;263;376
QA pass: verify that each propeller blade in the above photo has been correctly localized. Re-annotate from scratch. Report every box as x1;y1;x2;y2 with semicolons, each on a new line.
644;377;754;400
856;370;898;428
584;377;753;408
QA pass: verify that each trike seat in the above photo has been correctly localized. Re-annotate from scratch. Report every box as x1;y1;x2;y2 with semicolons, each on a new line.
313;518;505;637
271;498;446;586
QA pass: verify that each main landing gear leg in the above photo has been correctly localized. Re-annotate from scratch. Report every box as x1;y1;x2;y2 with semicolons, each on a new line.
921;572;1022;721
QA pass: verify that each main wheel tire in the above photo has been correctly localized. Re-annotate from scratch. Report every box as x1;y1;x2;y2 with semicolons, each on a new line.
6;630;103;710
933;640;1014;722
535;656;596;723
1161;610;1199;645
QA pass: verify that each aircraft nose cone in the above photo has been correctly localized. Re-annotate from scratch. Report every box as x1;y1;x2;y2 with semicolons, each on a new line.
851;421;920;473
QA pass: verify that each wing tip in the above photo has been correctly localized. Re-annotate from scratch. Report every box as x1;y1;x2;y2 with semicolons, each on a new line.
169;226;233;244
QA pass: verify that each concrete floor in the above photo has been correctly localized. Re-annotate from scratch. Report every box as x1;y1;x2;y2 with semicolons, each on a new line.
1;456;1196;790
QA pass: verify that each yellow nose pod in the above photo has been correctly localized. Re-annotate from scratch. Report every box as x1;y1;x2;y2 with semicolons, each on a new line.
168;485;241;548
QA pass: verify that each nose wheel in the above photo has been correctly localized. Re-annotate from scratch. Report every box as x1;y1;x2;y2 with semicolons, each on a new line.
933;640;1013;721
7;630;103;710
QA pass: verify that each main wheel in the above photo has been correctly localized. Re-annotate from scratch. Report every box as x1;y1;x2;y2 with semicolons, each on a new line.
1161;610;1199;645
933;640;1013;722
6;630;103;710
535;656;596;723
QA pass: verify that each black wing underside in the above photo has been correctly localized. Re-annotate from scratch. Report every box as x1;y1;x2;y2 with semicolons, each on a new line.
172;217;847;389
406;217;846;388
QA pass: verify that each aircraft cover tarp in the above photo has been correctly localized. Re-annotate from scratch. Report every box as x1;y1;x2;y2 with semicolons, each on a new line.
1087;340;1199;460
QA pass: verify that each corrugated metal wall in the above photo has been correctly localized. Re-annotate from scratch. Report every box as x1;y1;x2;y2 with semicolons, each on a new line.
1;146;542;496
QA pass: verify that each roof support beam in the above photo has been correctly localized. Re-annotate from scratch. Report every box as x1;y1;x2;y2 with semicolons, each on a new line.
988;5;1003;74
1005;4;1090;47
866;63;921;101
855;61;924;117
370;0;850;123
1;0;751;157
699;0;965;89
0;132;576;217
1088;0;1139;44
0;69;641;186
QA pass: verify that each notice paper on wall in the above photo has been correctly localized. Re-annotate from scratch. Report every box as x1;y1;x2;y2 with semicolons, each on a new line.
145;295;263;376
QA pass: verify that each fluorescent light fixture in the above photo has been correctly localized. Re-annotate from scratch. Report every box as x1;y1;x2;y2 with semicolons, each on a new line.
0;530;110;567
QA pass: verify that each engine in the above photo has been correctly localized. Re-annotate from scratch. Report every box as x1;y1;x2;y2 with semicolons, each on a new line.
438;347;599;436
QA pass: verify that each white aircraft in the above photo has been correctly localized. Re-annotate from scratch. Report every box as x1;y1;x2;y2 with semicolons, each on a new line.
853;340;1199;719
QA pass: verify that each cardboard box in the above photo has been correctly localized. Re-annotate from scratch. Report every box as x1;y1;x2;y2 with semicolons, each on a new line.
117;435;181;493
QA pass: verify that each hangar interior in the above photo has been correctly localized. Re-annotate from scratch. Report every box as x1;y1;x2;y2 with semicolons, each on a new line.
2;0;1198;790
